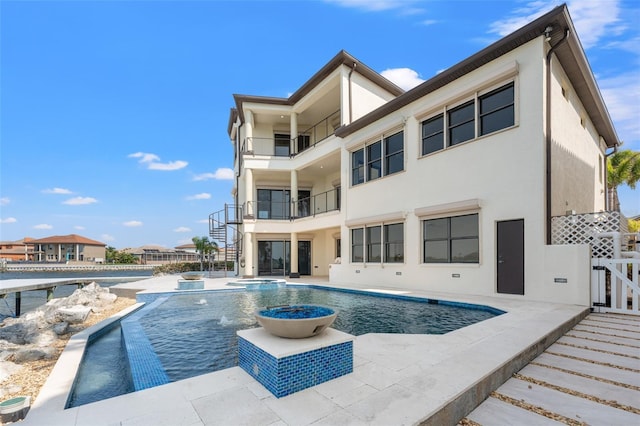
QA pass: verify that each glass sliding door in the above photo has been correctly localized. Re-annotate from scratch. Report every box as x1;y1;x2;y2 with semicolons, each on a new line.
257;240;311;276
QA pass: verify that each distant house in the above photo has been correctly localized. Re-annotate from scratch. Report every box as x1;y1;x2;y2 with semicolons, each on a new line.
0;237;35;262
123;245;199;265
30;234;106;263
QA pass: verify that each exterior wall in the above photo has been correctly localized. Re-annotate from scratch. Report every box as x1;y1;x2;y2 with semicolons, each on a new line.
331;38;587;304
349;71;399;122
549;59;607;215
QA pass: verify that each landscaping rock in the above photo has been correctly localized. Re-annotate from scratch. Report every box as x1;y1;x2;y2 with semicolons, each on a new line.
55;306;91;324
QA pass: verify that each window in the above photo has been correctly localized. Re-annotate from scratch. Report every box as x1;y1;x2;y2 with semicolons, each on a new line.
421;114;444;155
448;100;475;146
421;82;515;155
274;134;290;157
367;141;381;181
351;228;363;262
385;132;404;175
297;134;311;153
352;149;365;186
257;189;310;219
479;82;514;136
384;223;404;263
351;222;404;264
423;213;479;263
366;226;381;262
351;131;404;185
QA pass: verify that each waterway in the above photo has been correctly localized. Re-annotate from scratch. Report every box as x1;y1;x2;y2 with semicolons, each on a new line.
0;269;153;319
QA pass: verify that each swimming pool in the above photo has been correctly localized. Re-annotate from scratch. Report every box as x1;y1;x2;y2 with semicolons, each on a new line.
67;285;503;407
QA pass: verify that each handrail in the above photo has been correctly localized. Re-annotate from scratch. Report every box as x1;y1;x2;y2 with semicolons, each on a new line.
244;187;340;220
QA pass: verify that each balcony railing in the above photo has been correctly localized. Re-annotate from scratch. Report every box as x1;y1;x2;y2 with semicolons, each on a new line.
244;188;340;220
241;110;341;157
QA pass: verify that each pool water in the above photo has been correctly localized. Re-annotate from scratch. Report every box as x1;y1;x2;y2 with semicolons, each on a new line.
69;286;502;407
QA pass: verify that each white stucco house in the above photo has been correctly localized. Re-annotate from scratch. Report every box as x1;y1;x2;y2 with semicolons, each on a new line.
211;4;622;307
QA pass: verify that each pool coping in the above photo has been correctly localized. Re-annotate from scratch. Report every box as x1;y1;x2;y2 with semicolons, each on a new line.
24;275;590;425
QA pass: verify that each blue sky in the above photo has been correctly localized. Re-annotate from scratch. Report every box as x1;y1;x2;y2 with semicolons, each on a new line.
1;0;638;249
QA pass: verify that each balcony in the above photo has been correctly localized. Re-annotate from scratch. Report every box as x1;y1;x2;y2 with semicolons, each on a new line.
245;187;340;220
241;110;340;157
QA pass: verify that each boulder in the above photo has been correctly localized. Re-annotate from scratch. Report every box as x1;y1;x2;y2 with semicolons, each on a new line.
0;361;22;383
52;322;69;335
55;306;91;324
10;347;55;363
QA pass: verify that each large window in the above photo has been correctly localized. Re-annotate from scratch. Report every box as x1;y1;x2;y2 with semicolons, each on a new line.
351;228;363;262
479;83;514;136
351;222;404;264
448;100;475;146
352;150;365;185
274;134;290;157
366;226;381;262
351;130;404;186
257;189;310;219
384;223;404;263
421;114;444;155
423;214;479;263
421;82;515;155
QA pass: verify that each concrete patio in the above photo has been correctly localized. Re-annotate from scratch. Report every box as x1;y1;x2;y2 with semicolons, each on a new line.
20;275;639;425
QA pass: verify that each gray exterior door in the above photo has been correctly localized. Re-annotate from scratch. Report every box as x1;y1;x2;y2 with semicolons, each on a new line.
497;219;524;295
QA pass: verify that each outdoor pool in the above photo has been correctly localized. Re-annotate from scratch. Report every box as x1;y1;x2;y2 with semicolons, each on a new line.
67;285;504;407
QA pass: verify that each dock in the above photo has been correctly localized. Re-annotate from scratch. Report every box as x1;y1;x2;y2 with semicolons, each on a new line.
0;277;141;317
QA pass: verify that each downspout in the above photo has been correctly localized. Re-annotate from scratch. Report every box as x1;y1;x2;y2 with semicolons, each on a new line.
348;62;356;124
604;145;617;211
545;27;569;244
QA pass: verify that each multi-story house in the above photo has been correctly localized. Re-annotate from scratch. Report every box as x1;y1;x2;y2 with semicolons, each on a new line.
30;234;107;262
212;4;620;306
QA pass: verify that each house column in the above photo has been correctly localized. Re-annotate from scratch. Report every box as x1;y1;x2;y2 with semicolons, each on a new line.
290;232;299;278
291;169;298;218
245;110;254;152
244;232;254;278
246;168;254;217
290;113;298;155
57;244;62;262
76;244;80;261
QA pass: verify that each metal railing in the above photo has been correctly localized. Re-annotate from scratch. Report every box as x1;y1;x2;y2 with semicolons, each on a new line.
244;188;340;220
241;110;341;157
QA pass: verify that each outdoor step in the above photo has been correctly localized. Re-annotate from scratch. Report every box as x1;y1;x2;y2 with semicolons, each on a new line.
587;314;640;328
558;335;640;357
517;363;640;409
567;329;640;346
465;396;563;425
533;353;640;387
495;378;639;425
581;319;640;333
573;324;640;340
546;342;640;371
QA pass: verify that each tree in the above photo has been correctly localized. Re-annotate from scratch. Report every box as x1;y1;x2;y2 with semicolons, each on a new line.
607;149;640;212
192;236;218;271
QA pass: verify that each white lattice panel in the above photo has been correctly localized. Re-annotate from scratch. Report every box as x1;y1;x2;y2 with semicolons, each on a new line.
551;211;624;258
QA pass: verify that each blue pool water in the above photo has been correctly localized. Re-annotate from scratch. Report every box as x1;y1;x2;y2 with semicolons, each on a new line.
68;286;503;407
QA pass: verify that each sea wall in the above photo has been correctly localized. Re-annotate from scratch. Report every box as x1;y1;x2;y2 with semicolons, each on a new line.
1;263;155;273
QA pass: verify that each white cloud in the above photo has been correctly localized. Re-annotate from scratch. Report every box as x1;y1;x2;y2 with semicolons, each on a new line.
381;68;425;91
128;152;188;171
174;226;192;232
101;234;115;242
74;225;85;230
186;193;211;200
193;168;235;181
43;187;72;194
1;197;9;206
488;1;621;49
34;223;53;229
1;217;17;224
63;197;98;205
123;220;143;227
599;71;640;146
325;0;420;12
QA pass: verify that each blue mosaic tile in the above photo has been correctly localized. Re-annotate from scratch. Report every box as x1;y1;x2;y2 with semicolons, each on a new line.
121;297;170;391
238;336;353;398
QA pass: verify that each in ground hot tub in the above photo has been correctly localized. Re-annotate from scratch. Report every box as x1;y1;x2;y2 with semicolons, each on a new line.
254;304;337;338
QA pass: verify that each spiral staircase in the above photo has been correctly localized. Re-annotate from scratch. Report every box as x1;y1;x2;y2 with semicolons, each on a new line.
209;204;243;277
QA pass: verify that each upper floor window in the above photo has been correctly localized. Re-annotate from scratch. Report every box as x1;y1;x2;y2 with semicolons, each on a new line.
352;130;404;186
421;82;515;156
274;134;290;157
479;82;514;136
423;213;479;263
